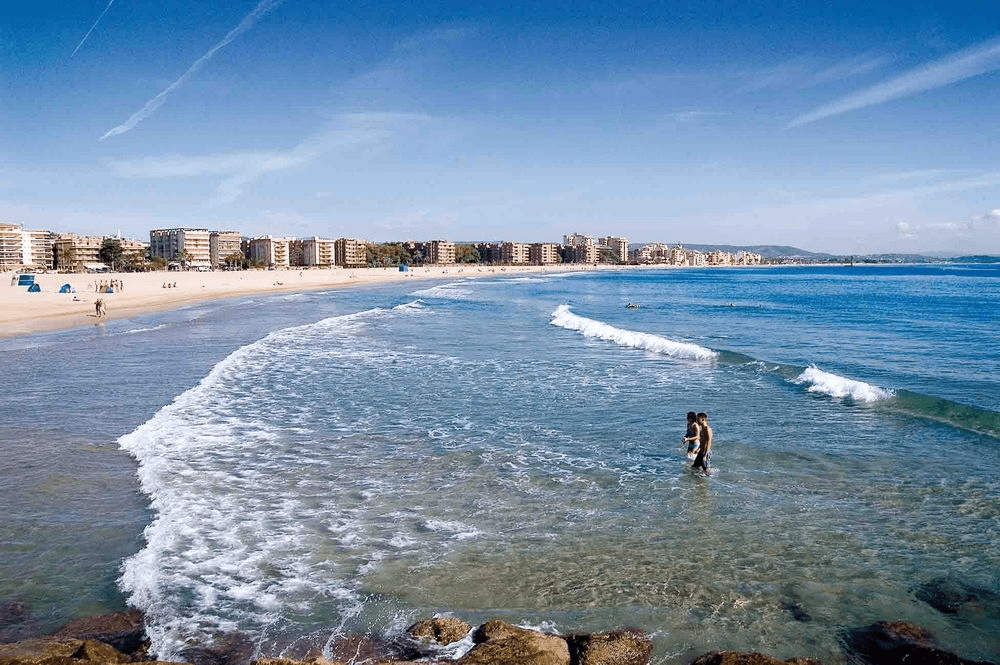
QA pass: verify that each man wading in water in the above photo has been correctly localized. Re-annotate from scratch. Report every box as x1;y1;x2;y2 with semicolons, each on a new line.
691;412;712;474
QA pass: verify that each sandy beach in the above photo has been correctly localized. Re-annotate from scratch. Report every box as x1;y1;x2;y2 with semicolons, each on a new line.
0;264;580;338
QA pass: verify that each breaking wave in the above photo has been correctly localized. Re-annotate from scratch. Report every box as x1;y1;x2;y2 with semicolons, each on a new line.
549;304;718;361
792;365;894;403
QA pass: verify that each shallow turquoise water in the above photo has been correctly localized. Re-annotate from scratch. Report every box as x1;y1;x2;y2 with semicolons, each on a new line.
1;265;998;663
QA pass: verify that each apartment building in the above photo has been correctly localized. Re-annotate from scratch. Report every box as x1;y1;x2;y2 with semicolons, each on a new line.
295;237;336;267
563;233;596;247
247;236;291;268
500;241;530;265
53;233;148;271
0;222;53;271
335;238;369;268
567;243;600;264
52;233;103;272
427;240;456;265
150;228;211;268
599;236;629;264
529;242;560;265
210;231;244;267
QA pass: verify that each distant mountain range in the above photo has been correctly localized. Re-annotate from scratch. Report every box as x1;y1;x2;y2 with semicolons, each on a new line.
658;244;999;262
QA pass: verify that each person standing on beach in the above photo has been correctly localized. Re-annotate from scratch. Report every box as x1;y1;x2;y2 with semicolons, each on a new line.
691;412;713;474
683;411;701;458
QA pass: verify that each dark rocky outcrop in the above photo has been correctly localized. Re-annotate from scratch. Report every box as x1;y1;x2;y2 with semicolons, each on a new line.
839;620;993;665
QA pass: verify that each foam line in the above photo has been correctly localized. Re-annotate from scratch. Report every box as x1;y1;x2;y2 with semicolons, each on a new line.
550;305;717;361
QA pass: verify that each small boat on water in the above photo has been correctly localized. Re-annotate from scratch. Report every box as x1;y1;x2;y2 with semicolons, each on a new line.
625;303;640;309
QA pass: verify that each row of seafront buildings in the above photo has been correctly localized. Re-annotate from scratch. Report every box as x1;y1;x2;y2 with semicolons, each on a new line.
1;221;762;272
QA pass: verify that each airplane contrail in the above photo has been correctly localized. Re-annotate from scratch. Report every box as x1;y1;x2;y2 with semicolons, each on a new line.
101;0;283;140
72;0;117;58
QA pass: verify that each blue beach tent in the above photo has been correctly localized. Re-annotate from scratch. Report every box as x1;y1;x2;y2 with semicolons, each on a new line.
27;283;41;292
399;264;409;272
17;274;35;286
59;283;75;293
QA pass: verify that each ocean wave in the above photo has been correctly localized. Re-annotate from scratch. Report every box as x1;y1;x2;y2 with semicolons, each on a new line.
392;299;426;312
792;366;894;403
549;305;718;361
409;282;474;299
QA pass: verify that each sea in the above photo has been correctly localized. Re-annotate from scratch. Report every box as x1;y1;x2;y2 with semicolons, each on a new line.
1;264;998;664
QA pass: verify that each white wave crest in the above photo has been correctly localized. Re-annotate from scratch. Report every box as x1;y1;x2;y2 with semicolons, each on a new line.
409;281;473;299
793;366;893;403
392;299;426;312
549;304;717;361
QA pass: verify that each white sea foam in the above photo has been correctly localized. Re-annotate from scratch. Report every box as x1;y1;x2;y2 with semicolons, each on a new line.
392;299;426;312
792;366;893;403
408;282;473;299
549;304;718;361
116;307;411;660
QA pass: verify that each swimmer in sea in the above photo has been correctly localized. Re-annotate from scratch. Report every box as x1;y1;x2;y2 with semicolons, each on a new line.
691;412;713;474
683;411;701;458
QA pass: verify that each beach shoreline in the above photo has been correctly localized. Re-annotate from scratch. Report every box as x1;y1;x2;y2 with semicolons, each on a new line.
0;265;592;339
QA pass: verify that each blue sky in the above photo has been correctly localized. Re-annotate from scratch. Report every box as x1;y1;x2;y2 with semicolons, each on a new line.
2;0;999;255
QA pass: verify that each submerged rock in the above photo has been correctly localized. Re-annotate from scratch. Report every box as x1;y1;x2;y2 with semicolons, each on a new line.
839;620;993;665
914;578;1000;619
690;653;820;665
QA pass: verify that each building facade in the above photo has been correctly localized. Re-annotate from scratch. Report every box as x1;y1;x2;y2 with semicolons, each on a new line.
295;237;336;267
599;236;630;264
335;238;369;268
529;242;560;265
150;228;211;268
0;223;53;271
247;236;291;268
210;231;244;268
500;242;530;265
426;240;456;265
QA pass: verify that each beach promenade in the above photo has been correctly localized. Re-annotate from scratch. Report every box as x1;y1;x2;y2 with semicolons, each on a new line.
0;265;582;338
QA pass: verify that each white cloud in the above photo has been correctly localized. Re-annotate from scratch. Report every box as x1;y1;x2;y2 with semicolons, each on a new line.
789;35;1000;127
111;112;434;203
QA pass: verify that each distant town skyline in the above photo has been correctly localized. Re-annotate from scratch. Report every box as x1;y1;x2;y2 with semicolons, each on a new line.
3;1;999;255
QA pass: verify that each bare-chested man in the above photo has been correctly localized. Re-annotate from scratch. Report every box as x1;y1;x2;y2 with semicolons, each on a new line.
691;412;713;474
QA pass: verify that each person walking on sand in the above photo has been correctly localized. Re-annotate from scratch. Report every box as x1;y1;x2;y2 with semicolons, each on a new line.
682;411;701;458
691;412;713;474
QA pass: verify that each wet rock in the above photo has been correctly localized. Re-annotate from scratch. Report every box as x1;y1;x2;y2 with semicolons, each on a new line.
839;620;992;665
0;637;155;665
690;653;819;665
461;620;569;665
179;633;254;665
54;611;147;658
408;617;472;646
565;628;652;665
